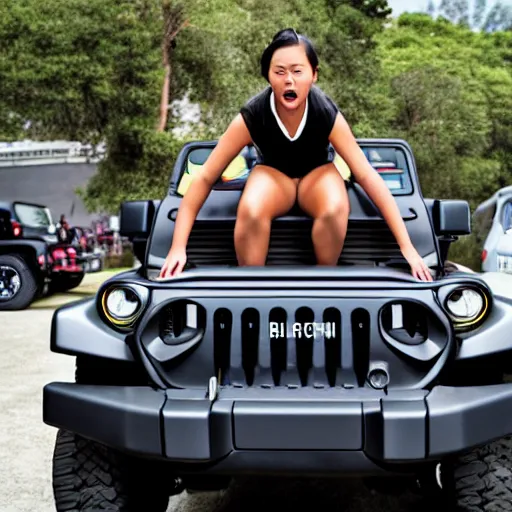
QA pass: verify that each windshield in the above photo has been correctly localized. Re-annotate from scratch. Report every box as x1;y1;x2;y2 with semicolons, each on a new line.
361;146;413;195
14;203;53;228
176;144;413;196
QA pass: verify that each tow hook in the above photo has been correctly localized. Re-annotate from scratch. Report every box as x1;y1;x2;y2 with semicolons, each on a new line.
414;462;444;497
208;376;218;402
169;477;184;496
436;463;443;489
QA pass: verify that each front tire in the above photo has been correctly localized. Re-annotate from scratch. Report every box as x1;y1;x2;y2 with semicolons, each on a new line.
52;429;173;512
0;254;38;310
446;436;512;510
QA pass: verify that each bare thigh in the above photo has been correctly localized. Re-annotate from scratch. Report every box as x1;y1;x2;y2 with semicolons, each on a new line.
237;165;298;219
297;163;350;217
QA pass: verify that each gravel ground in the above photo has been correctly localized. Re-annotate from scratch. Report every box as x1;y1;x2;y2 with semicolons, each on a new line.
0;287;424;512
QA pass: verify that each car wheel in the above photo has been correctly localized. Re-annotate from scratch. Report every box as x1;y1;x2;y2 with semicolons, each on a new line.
52;429;177;512
0;254;38;310
441;436;512;510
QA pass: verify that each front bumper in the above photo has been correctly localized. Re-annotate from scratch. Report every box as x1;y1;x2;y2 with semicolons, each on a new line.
43;382;512;475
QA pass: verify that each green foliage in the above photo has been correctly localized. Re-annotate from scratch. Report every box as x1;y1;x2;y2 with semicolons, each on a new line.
0;0;160;141
447;233;483;271
79;130;185;214
376;14;512;210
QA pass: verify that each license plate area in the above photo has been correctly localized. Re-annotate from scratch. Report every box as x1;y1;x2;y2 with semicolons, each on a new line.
233;400;363;450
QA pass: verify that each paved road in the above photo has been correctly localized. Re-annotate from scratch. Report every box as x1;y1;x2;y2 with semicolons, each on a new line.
0;294;423;512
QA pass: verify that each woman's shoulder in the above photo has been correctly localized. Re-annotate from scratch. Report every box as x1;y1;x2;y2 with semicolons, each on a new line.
308;86;340;134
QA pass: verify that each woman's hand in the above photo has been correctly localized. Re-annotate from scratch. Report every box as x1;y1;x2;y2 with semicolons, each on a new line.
159;246;187;279
401;244;433;282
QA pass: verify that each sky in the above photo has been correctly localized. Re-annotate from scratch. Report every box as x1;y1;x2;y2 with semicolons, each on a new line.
387;0;512;16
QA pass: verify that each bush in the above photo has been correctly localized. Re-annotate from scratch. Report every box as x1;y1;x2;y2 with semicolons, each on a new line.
446;233;483;272
104;249;135;269
79;129;189;215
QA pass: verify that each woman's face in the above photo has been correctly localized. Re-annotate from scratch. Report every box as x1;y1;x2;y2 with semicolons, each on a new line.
268;44;317;112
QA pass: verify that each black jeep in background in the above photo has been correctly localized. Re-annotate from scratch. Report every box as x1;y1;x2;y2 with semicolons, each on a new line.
43;139;512;511
0;201;85;310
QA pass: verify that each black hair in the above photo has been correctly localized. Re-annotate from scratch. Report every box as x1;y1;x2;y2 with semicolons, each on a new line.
260;28;319;81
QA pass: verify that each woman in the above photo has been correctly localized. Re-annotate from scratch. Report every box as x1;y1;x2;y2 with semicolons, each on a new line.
160;28;432;282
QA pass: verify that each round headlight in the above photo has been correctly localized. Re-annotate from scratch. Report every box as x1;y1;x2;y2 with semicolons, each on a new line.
100;284;149;330
445;286;490;331
106;288;140;320
445;287;487;326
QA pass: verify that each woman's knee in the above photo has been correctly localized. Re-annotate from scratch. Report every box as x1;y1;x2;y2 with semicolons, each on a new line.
315;197;350;223
236;197;269;226
236;167;297;225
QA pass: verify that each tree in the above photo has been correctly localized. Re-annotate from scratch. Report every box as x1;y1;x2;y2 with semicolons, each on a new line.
473;0;487;26
376;13;512;210
483;2;512;31
427;0;512;31
439;0;470;25
348;0;392;19
158;0;189;132
427;0;436;17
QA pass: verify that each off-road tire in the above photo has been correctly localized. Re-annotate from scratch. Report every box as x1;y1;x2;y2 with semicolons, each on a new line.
0;253;38;310
449;436;512;510
52;429;172;512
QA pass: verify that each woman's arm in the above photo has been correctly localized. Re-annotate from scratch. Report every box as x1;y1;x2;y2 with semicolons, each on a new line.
328;113;432;282
160;114;252;277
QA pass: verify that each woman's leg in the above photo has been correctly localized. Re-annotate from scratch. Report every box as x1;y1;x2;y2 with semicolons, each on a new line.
234;165;298;266
297;163;350;265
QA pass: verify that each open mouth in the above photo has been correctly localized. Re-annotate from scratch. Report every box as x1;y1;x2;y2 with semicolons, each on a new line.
283;90;298;102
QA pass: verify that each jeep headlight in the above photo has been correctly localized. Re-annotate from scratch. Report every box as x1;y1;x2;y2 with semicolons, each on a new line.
101;284;149;330
445;287;488;329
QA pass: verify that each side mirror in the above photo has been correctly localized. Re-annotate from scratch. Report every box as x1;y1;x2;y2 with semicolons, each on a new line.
120;200;158;240
434;200;471;236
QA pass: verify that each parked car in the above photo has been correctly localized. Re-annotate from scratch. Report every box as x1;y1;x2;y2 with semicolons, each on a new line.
473;185;512;273
43;139;512;511
68;226;104;273
0;200;85;309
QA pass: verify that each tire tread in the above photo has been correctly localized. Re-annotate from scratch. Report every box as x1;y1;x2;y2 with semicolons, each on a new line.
453;436;512;511
53;429;170;512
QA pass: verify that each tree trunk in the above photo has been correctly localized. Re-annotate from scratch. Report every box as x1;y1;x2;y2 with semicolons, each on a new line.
157;58;171;132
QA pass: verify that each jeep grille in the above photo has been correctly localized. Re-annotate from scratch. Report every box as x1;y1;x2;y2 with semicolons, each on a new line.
185;219;403;266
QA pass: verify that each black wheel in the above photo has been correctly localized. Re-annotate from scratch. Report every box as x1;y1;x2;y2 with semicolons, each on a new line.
52;429;175;512
49;273;84;293
0;253;38;310
441;436;512;510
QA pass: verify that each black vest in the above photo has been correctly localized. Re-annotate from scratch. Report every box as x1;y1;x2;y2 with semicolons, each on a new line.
240;85;340;178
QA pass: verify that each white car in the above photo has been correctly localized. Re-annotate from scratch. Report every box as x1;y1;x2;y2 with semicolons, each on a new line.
473;185;512;272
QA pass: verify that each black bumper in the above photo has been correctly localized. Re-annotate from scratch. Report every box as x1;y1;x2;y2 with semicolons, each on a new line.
43;383;512;475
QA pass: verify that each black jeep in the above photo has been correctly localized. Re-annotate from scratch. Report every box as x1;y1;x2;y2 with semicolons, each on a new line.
0;201;85;310
43;139;512;511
